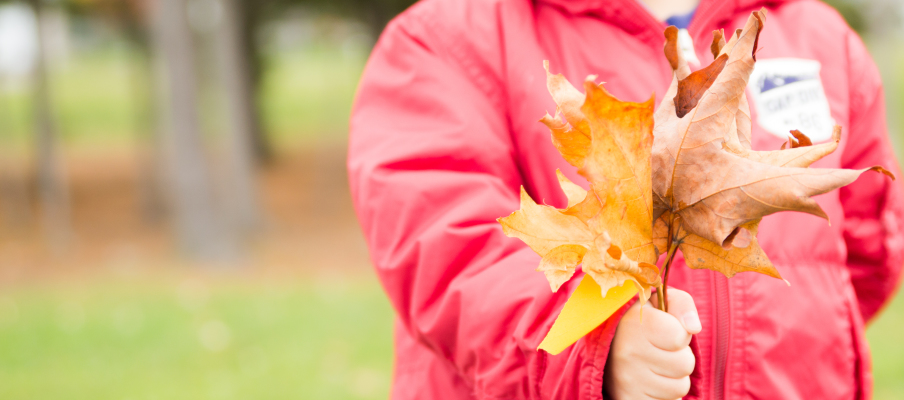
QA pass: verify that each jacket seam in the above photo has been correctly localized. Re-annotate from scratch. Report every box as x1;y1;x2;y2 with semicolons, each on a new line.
407;4;506;113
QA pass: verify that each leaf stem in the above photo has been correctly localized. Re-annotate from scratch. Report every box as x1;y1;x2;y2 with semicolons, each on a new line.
661;243;678;313
656;284;665;312
658;218;681;313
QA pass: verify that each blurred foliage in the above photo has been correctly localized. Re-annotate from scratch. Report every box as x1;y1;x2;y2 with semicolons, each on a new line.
0;1;885;42
274;0;417;38
822;0;867;32
1;43;366;150
260;45;367;146
821;0;903;35
0;0;416;161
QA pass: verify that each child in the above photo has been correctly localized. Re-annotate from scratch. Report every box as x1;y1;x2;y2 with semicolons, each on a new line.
347;0;904;399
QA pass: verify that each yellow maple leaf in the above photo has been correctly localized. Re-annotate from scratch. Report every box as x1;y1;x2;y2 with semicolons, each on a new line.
499;63;661;300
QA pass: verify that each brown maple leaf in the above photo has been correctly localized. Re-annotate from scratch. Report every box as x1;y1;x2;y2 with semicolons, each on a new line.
652;9;894;279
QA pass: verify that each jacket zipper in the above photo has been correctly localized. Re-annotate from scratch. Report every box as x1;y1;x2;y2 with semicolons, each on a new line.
625;1;736;397
688;3;736;397
713;273;730;400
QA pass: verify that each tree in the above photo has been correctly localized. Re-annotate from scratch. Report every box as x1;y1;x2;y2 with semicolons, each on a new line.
214;0;263;233
66;0;168;222
27;0;71;253
150;0;238;260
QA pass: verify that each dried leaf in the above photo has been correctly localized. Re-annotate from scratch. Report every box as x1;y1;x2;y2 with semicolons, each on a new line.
653;9;894;278
538;245;587;292
498;183;656;298
743;126;840;168
789;129;813;147
673;53;728;118
542;61;591;168
556;170;586;208
678;221;778;279
578;82;657;266
498;187;594;257
500;63;660;299
710;29;725;59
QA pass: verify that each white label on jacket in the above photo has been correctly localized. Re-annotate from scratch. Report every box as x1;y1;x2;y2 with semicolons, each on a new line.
747;58;835;142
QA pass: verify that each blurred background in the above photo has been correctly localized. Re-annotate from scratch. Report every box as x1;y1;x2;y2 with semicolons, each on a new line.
0;0;900;398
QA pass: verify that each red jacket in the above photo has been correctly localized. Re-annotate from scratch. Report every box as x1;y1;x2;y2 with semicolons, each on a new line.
348;0;904;399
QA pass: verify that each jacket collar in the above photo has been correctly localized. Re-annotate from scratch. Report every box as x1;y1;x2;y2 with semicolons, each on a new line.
537;0;793;44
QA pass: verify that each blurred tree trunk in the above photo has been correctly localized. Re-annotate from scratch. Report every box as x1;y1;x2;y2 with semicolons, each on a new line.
150;0;237;261
0;94;31;228
215;0;263;233
236;0;272;164
29;0;70;253
131;41;168;224
111;3;169;225
0;166;31;228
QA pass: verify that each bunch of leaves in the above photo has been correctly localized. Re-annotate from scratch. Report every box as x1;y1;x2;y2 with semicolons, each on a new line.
499;9;893;314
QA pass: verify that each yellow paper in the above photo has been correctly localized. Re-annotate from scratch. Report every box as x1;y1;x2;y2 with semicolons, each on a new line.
538;276;637;355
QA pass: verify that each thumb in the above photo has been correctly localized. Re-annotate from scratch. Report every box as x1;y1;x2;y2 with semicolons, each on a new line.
666;288;702;334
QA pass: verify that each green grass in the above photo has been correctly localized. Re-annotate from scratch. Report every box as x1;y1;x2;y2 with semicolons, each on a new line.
0;275;395;400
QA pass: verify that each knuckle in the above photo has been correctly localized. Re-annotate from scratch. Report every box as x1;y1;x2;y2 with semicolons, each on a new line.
659;376;691;399
667;331;686;350
656;376;691;400
668;289;697;312
676;375;692;396
676;347;696;376
652;335;680;352
628;342;649;360
613;347;631;363
624;345;640;360
669;288;690;300
614;340;641;363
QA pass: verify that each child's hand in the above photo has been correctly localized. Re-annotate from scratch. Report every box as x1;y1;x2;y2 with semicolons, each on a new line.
604;288;701;400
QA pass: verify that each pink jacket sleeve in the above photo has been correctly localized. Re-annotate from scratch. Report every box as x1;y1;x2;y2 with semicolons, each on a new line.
347;10;624;400
839;31;904;323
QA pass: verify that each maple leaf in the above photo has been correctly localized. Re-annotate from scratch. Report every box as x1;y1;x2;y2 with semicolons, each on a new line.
652;9;894;279
541;62;658;267
498;63;661;299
